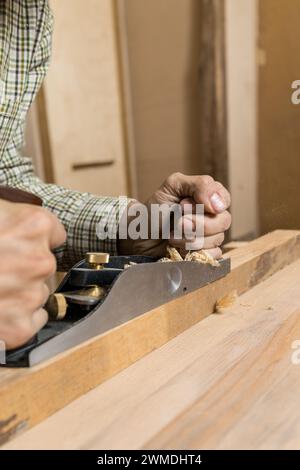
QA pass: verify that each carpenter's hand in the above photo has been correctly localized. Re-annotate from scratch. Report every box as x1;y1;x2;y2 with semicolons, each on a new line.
0;200;66;349
118;173;231;258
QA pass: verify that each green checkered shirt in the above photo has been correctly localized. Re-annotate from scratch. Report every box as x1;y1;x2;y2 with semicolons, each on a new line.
0;0;128;270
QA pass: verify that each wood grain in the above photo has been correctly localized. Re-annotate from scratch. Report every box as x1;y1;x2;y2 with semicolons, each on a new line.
0;230;300;445
5;255;300;450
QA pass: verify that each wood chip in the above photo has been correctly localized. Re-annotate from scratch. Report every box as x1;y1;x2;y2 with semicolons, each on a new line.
215;290;238;313
185;250;220;267
166;246;184;262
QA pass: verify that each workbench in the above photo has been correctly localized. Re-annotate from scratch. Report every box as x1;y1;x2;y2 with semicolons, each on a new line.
2;230;300;449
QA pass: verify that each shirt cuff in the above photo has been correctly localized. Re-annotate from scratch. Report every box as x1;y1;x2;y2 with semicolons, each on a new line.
55;194;131;269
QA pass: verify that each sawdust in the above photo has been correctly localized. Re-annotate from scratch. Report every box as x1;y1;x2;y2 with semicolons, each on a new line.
214;290;238;313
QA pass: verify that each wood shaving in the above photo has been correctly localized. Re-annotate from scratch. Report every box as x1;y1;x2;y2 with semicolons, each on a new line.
184;250;220;267
166;246;184;262
158;257;173;263
162;246;220;267
124;261;137;269
215;290;238;313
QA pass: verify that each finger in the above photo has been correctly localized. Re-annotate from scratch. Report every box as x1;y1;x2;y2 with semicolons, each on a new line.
31;308;49;333
22;282;50;313
215;181;231;209
204;247;223;259
193;178;229;215
4;308;48;350
203;232;225;249
204;211;232;236
42;211;67;250
168;174;230;215
169;236;204;251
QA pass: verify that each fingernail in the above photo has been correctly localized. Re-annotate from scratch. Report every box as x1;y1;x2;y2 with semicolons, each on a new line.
211;193;226;212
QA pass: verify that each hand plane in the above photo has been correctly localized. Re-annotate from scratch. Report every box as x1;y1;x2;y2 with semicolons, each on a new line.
0;185;230;367
4;252;230;367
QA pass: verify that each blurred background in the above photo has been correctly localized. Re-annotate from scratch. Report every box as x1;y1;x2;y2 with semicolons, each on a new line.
25;0;300;241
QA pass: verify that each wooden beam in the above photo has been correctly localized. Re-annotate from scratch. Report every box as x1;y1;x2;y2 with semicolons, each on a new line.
223;240;249;253
199;0;228;187
1;230;300;445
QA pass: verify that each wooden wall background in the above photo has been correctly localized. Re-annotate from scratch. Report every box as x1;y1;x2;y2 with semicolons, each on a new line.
258;0;300;233
123;0;204;200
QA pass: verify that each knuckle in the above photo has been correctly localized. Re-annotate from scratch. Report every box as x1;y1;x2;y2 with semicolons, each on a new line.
22;207;53;234
31;252;57;278
10;320;34;348
166;172;183;185
222;211;232;231
29;285;49;310
200;175;214;186
39;254;57;277
15;206;37;226
215;233;225;247
33;210;53;233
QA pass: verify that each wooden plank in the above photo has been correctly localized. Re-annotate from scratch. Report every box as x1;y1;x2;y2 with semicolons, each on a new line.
0;230;300;445
223;240;249;253
5;256;300;450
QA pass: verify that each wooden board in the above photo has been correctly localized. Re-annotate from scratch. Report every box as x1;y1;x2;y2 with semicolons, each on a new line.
5;254;300;449
1;230;300;446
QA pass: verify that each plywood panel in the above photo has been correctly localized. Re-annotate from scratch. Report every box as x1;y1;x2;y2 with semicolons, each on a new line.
44;0;129;196
259;0;300;232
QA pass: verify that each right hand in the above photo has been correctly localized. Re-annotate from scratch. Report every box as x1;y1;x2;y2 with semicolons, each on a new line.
0;200;66;349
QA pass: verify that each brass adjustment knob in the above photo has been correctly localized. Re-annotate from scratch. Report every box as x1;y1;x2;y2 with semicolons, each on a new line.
45;293;68;320
86;252;110;270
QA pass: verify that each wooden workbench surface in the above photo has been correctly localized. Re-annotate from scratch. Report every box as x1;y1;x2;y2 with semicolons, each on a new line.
4;253;300;450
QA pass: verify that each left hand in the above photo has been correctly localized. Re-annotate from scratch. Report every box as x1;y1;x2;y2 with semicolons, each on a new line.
118;173;231;259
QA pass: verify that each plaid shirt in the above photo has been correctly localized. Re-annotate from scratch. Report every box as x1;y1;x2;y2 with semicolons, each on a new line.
0;0;128;270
